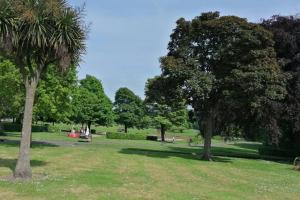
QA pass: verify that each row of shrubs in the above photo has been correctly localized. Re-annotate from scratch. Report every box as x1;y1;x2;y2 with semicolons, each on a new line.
0;123;49;132
106;132;146;140
106;132;159;141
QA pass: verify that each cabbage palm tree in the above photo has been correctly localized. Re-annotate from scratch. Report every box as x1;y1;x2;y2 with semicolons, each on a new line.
0;0;86;179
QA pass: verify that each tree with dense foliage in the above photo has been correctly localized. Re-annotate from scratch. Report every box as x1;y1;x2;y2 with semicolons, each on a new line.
0;57;23;121
71;75;114;129
262;15;300;152
145;76;188;141
157;12;287;160
0;0;86;179
34;65;77;124
114;87;144;133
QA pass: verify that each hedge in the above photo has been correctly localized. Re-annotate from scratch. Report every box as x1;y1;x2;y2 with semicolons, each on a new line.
146;135;158;141
106;132;146;140
0;123;49;132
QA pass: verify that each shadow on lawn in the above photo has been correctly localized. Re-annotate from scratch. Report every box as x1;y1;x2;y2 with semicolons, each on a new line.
119;147;233;163
0;139;58;149
0;132;21;137
119;144;293;164
231;142;262;151
0;158;47;172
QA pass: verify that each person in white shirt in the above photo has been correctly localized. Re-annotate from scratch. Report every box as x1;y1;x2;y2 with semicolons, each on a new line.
85;127;90;136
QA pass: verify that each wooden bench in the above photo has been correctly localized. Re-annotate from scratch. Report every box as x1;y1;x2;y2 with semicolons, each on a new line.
79;134;92;142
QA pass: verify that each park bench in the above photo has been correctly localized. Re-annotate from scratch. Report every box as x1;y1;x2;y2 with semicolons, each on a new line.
79;133;92;142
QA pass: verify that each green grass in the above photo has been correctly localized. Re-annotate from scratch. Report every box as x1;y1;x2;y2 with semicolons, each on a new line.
0;131;299;200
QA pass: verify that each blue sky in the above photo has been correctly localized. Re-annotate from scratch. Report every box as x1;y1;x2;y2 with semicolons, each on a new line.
68;0;300;100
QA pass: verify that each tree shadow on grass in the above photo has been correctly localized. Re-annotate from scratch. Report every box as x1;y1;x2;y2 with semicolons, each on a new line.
231;142;262;151
119;148;232;163
0;158;47;172
0;132;21;137
0;139;58;149
119;145;293;164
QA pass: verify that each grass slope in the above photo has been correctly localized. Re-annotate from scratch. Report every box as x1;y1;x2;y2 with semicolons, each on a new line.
0;132;299;200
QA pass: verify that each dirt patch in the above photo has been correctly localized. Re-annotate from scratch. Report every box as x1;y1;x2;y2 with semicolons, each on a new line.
0;173;49;182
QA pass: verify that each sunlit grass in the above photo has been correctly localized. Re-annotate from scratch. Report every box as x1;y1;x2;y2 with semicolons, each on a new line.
0;132;299;200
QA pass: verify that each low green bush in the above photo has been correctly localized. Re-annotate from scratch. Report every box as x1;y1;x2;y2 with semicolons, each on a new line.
0;123;48;132
48;124;62;133
106;132;146;140
190;135;203;144
213;135;223;141
146;135;158;141
170;126;185;133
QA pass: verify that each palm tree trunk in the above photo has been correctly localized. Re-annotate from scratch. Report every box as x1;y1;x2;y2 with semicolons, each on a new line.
14;77;38;179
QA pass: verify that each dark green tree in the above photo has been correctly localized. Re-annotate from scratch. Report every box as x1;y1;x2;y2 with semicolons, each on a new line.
0;0;86;179
71;75;114;129
114;87;144;133
262;15;300;152
145;76;188;142
158;12;287;160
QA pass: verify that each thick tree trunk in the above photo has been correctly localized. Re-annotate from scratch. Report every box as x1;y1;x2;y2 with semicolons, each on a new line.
161;124;166;142
14;77;38;179
202;114;213;161
124;124;128;133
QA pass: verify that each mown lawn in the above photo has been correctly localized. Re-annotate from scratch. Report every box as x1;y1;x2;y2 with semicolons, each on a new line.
0;132;299;200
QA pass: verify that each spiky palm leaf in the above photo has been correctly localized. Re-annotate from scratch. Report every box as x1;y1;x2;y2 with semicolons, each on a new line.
0;0;15;53
0;0;86;71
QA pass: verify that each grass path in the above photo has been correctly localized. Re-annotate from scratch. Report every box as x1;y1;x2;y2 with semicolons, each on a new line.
0;132;299;200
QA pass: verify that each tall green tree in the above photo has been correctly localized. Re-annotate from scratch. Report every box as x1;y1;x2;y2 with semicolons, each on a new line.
114;87;144;133
157;12;287;160
145;76;188;141
262;15;300;151
0;0;86;179
71;75;114;129
0;57;23;120
34;65;77;124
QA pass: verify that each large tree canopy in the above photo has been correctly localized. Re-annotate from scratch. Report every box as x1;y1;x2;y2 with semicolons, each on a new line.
71;75;114;128
145;76;188;141
157;12;287;160
34;65;77;124
262;15;300;152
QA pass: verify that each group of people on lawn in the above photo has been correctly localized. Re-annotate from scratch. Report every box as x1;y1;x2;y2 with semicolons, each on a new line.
70;126;90;138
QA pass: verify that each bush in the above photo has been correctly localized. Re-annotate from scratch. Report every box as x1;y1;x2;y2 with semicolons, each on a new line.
213;135;223;141
259;146;299;158
106;132;146;140
190;135;203;144
170;126;185;133
146;135;158;141
0;123;48;132
48;124;62;133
